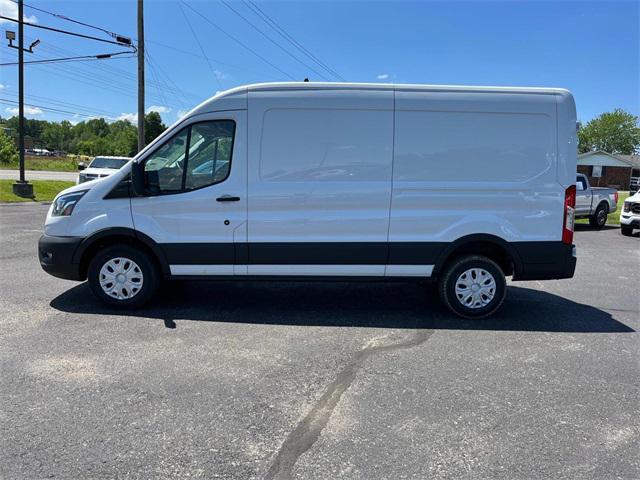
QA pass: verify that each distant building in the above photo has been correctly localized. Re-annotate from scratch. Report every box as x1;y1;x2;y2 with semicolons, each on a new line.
577;151;640;191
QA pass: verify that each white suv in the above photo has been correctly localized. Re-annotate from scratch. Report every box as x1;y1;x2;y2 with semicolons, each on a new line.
620;190;640;236
77;156;131;184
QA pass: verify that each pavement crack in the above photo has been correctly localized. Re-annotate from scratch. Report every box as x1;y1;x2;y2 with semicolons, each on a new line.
265;329;434;480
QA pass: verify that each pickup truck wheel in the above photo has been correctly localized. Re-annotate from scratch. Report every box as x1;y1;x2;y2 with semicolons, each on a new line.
87;244;159;308
589;203;608;229
621;225;634;236
438;255;506;319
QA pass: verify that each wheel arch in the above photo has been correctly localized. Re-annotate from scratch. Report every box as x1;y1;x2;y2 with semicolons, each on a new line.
73;227;170;280
596;200;610;212
431;234;523;279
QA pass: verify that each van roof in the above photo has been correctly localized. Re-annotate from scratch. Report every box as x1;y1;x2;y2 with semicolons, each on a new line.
216;81;570;98
184;82;571;119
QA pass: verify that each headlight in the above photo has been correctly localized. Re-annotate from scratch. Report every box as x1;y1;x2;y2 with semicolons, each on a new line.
623;202;630;213
51;191;87;217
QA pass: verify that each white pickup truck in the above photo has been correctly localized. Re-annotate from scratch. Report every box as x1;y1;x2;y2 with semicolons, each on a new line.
620;190;640;236
575;173;618;229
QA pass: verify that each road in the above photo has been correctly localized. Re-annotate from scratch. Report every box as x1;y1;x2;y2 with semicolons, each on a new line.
1;203;638;480
0;169;77;181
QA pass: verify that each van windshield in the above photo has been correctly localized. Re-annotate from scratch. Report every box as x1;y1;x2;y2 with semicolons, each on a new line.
89;157;129;169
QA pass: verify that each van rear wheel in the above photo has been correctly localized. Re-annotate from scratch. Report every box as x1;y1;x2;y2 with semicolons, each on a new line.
87;244;159;308
438;255;506;319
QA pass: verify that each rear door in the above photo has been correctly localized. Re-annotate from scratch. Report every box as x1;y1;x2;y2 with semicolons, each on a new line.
246;88;394;276
131;110;247;275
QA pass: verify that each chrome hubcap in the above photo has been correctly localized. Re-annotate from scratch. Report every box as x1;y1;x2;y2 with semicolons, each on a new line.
99;257;144;300
454;267;496;309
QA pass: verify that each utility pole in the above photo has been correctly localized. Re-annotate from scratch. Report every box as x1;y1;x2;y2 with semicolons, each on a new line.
137;0;145;152
13;0;33;198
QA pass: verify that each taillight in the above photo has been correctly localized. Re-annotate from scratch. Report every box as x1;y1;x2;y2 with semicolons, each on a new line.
614;192;619;205
563;185;576;245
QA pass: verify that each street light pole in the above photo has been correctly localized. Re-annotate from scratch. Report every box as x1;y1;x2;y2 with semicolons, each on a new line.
13;0;33;198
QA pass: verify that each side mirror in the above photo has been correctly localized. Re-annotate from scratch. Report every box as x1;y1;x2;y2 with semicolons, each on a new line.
131;161;146;196
78;162;86;171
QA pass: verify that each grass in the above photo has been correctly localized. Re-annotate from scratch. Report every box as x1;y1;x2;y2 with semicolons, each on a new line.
576;192;629;226
0;180;75;203
1;156;80;172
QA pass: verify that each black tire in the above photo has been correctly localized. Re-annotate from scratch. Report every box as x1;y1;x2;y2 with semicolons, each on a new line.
621;225;634;236
438;255;506;319
589;203;608;229
87;244;159;308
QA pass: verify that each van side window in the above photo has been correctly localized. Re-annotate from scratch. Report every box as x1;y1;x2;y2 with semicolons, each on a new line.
184;121;235;190
143;120;235;194
144;129;189;194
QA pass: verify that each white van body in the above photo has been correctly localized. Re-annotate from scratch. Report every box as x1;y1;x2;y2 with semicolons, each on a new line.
39;83;578;317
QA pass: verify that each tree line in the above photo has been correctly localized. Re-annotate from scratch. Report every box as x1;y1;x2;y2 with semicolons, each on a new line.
0;111;167;159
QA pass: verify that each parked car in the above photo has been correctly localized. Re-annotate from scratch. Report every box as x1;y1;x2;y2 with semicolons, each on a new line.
620;190;640;236
575;173;618;229
39;82;578;319
77;156;131;184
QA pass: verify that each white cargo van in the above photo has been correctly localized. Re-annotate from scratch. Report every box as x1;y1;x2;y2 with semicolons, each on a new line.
39;82;578;318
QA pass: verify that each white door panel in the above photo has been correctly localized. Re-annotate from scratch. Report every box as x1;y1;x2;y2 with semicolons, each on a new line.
131;110;247;248
247;89;394;273
390;91;562;244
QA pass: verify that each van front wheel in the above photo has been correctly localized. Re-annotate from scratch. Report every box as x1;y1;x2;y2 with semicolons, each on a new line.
87;244;159;308
438;255;506;319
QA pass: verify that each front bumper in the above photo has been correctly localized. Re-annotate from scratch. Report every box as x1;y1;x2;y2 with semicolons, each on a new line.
620;214;640;229
38;234;84;281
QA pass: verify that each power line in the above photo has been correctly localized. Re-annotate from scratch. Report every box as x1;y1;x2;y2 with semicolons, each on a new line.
0;97;117;119
144;51;169;107
218;0;330;81
177;1;224;90
9;0;129;43
178;0;296;80
144;38;281;80
0;15;135;49
34;39;201;102
0;51;135;66
2;88;122;117
145;46;195;108
25;55;176;109
242;0;345;81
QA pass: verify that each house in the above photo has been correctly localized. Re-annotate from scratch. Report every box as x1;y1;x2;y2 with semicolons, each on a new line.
577;151;640;191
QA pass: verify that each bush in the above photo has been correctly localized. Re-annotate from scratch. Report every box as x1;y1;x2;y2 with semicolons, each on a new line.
0;130;18;165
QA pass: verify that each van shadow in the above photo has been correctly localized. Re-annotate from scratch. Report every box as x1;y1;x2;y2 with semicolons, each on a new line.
50;281;634;333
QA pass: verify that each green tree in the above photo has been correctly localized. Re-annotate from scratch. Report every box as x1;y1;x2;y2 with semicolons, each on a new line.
0;130;18;164
144;111;167;145
578;109;640;154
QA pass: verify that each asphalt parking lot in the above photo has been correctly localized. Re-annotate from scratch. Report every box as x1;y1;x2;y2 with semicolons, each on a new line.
1;203;638;480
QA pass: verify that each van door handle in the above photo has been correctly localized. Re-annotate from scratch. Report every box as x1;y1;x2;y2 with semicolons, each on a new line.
216;195;240;202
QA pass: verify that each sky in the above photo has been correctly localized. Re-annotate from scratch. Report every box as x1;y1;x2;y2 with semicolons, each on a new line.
0;0;638;127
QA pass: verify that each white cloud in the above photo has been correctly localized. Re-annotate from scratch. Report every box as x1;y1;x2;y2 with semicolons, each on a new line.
214;70;228;80
5;106;43;116
146;105;171;114
0;84;5;90
377;74;390;80
117;112;138;122
0;0;37;24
